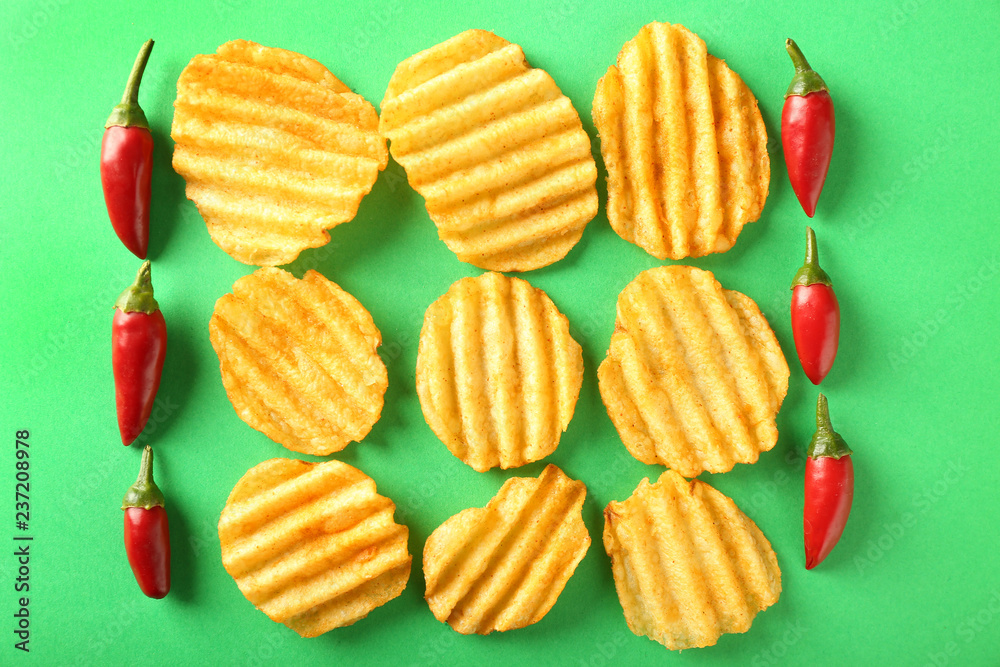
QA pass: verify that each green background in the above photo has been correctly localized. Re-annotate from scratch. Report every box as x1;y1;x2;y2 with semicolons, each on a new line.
2;0;998;664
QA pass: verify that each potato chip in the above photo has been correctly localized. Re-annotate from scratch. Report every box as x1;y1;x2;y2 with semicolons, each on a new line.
604;469;781;650
424;464;590;634
416;272;583;471
219;458;411;637
592;22;769;260
209;267;387;456
598;265;788;477
380;29;598;272
172;40;387;266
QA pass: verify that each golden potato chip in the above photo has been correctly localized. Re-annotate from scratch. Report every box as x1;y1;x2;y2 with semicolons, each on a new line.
604;469;781;650
380;29;598;272
209;267;387;456
219;458;411;637
172;40;387;266
592;22;769;260
424;464;590;634
416;272;583;471
598;266;788;477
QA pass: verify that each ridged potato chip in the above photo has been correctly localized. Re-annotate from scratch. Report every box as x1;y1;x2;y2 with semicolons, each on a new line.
172;40;387;266
598;265;788;477
380;29;598;272
210;267;387;456
604;469;781;650
592;22;769;260
219;458;411;637
416;272;583;471
424;464;590;634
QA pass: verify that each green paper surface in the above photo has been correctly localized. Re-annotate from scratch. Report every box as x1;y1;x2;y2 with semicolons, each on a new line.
2;0;999;664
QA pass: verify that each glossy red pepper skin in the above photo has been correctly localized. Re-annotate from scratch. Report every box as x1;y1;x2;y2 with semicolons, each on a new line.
102;126;153;259
791;227;839;384
113;262;167;446
792;283;839;384
803;394;854;570
102;39;154;259
782;39;834;218
804;455;854;570
124;505;171;598
123;446;170;599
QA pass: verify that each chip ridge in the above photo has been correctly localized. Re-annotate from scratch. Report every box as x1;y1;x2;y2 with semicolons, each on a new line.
219;459;411;637
603;470;781;650
423;464;590;634
172;40;387;265
598;265;788;477
210;268;387;455
380;29;598;271
593;22;769;260
417;272;583;471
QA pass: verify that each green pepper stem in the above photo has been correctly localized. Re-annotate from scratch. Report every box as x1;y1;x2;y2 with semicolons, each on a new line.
804;226;818;265
105;40;154;129
784;38;829;98
791;227;833;288
115;261;160;314
785;39;812;74
121;39;154;105
122;446;166;509
816;393;833;432
808;394;853;459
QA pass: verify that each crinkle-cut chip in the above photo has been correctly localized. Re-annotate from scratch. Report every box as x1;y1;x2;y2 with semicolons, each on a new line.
604;470;781;650
209;267;388;456
379;29;598;272
416;272;583;471
597;265;788;477
592;22;770;260
172;39;387;266
219;458;411;637
424;464;590;634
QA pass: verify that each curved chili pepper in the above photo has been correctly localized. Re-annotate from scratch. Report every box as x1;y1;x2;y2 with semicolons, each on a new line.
782;38;834;218
102;39;154;259
791;227;839;384
804;394;854;570
123;445;170;598
113;261;167;446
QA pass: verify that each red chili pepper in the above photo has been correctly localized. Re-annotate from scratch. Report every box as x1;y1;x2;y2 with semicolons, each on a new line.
790;227;839;384
782;38;834;218
804;394;854;570
101;39;155;259
123;445;170;598
113;261;167;446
